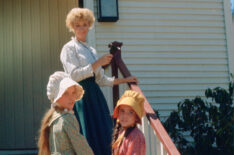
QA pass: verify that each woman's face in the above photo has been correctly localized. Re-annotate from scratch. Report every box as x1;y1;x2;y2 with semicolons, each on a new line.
72;20;90;42
118;105;138;128
57;86;78;110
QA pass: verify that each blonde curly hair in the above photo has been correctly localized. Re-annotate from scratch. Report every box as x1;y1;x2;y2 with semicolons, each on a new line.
66;8;95;32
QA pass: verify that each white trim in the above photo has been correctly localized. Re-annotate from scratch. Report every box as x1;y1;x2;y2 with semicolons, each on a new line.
84;0;96;49
224;0;234;77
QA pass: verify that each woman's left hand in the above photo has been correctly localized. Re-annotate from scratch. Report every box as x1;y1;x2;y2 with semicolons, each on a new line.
113;76;138;85
125;76;138;84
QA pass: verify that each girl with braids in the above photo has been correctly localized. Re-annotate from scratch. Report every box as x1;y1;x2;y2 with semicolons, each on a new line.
112;90;146;155
38;71;93;155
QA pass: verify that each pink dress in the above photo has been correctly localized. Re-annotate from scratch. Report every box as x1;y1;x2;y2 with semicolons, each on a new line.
115;127;146;155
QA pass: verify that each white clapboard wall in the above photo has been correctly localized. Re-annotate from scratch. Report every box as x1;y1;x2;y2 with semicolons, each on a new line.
92;0;230;119
82;0;232;154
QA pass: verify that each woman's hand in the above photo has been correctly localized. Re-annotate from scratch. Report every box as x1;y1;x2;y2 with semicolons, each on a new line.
125;76;138;84
97;54;113;66
92;54;113;71
113;76;138;85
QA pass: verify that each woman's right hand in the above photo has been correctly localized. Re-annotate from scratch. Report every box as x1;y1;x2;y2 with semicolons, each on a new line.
97;54;113;66
92;54;113;71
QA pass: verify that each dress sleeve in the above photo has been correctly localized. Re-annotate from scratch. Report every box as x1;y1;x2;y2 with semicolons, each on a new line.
125;132;146;155
60;45;94;82
86;47;115;87
94;67;115;86
63;114;94;155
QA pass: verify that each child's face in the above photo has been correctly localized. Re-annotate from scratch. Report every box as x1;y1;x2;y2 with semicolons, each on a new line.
118;105;138;128
57;86;78;110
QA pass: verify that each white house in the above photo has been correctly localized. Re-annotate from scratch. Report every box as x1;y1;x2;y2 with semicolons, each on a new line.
88;0;234;119
89;1;234;154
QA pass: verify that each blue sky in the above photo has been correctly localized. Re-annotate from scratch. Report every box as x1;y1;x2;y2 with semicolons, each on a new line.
232;0;234;12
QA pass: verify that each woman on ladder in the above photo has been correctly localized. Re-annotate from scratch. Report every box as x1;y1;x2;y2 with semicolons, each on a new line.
60;8;137;155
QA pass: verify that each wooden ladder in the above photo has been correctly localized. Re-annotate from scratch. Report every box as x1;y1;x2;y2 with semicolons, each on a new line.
108;41;180;155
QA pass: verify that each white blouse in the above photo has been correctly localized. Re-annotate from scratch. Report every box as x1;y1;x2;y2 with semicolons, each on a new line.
60;37;115;86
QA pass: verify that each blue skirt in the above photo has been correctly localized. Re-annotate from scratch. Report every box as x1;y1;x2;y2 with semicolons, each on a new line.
73;77;113;155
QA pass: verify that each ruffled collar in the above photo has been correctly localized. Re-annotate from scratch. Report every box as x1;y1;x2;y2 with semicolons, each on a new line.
48;109;74;126
72;37;89;47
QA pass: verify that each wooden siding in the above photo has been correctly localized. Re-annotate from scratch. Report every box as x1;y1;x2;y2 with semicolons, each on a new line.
0;0;78;149
233;15;234;33
94;0;230;118
233;15;234;28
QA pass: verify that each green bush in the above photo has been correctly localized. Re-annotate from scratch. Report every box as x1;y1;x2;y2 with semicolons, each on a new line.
160;80;234;155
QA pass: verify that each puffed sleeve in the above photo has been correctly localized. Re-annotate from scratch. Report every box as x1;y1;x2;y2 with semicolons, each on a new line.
63;114;94;155
60;45;94;82
125;132;146;155
94;67;115;86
